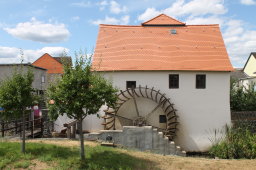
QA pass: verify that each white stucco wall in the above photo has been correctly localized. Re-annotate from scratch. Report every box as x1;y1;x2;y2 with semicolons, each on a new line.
103;71;231;152
54;71;231;152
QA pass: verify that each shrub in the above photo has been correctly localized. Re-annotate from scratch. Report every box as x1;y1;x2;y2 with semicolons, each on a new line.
230;78;256;111
209;124;256;159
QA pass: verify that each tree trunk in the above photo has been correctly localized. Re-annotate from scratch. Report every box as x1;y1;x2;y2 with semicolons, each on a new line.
79;118;85;160
21;111;25;153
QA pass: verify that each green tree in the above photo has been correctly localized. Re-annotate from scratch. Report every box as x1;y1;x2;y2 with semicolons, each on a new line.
47;55;118;160
0;68;34;153
230;78;256;111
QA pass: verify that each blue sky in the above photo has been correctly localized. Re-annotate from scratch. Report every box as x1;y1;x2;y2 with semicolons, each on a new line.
0;0;255;68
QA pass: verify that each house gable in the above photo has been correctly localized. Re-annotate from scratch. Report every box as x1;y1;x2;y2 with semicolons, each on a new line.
32;53;64;74
142;14;185;26
243;53;256;77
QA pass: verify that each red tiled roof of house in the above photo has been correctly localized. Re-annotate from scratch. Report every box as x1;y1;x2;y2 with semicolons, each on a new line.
92;14;233;72
32;53;65;74
142;14;185;26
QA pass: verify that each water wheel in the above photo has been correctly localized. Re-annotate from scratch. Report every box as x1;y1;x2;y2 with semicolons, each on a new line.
102;86;178;140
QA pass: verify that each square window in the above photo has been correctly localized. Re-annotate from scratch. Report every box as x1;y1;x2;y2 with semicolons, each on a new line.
159;115;167;123
169;74;179;89
126;81;136;89
196;74;206;89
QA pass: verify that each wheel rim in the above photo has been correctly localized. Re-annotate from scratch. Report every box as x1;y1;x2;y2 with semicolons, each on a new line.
103;85;178;140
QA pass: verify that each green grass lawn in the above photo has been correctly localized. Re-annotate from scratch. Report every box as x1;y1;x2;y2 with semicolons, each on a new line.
0;141;149;170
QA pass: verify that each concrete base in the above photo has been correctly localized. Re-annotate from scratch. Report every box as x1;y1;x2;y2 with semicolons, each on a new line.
84;126;186;156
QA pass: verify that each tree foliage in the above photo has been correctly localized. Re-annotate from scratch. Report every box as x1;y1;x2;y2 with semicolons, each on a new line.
0;67;35;153
47;56;118;120
47;54;118;160
0;69;34;119
230;78;256;111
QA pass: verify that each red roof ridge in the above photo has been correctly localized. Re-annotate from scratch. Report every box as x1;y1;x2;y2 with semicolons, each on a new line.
142;14;185;26
100;24;141;28
32;53;52;64
99;24;219;29
186;24;219;27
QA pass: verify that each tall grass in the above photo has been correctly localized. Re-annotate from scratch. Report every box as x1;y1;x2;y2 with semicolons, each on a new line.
209;124;256;159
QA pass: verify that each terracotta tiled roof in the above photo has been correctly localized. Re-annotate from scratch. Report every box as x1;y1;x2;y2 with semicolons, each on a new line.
142;14;185;26
92;14;233;72
33;53;65;74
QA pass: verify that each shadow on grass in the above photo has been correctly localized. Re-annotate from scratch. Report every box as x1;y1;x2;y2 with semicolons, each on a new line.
0;142;157;170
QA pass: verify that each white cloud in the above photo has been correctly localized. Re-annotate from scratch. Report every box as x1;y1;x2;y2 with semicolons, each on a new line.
97;0;108;11
99;0;108;6
4;18;70;43
71;1;91;7
137;8;161;22
92;15;130;25
185;16;224;25
240;0;256;5
71;16;80;21
0;46;69;64
223;19;256;66
110;1;127;14
138;0;227;21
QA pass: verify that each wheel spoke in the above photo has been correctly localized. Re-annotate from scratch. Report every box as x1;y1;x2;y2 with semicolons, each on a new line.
131;88;140;117
145;98;167;120
106;112;133;121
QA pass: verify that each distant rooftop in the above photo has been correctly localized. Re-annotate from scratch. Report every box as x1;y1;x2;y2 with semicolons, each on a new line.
0;63;47;70
230;68;248;79
54;57;72;66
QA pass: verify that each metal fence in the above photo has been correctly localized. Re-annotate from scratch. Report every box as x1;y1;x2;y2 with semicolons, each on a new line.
231;111;256;133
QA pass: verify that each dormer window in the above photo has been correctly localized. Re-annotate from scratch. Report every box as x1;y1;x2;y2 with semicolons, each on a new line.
170;29;177;34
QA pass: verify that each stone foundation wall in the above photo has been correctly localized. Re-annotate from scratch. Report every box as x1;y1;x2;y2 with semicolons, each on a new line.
84;126;186;156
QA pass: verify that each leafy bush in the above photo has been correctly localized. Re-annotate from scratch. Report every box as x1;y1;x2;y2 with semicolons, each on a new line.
230;78;256;111
209;124;256;159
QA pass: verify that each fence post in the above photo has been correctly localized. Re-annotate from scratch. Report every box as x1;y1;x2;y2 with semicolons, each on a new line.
40;117;44;136
15;120;18;134
72;123;76;139
31;119;34;138
1;122;4;137
67;127;71;139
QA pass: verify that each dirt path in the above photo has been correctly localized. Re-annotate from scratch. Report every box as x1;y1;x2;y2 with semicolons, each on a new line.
10;139;256;170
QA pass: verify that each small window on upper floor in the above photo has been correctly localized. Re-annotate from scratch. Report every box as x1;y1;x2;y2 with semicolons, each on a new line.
126;81;136;89
169;74;179;89
196;74;206;89
41;76;45;83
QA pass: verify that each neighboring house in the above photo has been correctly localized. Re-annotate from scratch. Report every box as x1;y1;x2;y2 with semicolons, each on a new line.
243;52;256;77
56;14;234;152
230;68;249;88
231;53;256;89
0;63;47;95
32;53;72;83
241;52;256;89
230;68;248;80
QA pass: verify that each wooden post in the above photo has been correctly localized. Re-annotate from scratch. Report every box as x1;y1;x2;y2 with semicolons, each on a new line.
31;119;34;138
67;127;71;139
40;117;44;135
15;120;18;134
20;122;22;137
1;121;4;137
72;123;76;139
